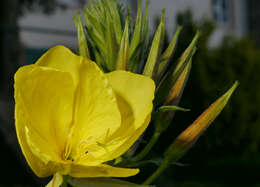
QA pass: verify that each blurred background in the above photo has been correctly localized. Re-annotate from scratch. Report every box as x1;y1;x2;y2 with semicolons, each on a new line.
1;0;260;186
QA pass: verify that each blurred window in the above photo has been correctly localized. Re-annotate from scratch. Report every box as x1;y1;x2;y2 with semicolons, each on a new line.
212;0;232;26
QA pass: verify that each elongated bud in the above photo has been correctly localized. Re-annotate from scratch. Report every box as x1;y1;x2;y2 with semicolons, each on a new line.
154;32;199;106
164;61;191;105
164;32;200;105
164;81;238;161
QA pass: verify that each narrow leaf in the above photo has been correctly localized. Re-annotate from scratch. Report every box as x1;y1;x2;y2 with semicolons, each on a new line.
129;0;150;73
157;105;190;113
84;6;105;37
164;81;239;161
142;0;149;42
83;7;106;53
116;18;129;70
105;13;118;71
129;0;142;59
143;9;165;78
157;26;182;78
73;12;90;58
105;0;122;45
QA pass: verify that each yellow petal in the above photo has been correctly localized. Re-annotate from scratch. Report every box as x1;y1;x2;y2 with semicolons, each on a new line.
76;94;135;164
14;65;75;176
25;126;59;164
108;114;151;159
70;60;121;164
15;89;57;177
35;45;81;84
107;70;155;130
69;163;139;178
102;71;155;159
46;173;63;187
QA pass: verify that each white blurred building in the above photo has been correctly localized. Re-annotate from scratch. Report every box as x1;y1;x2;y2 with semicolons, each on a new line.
18;0;249;61
19;0;136;49
144;0;248;47
19;0;84;49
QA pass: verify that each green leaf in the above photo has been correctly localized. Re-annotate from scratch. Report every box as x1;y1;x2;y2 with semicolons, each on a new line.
68;178;154;187
129;0;142;59
128;42;143;73
73;12;90;58
143;9;165;78
116;18;129;70
83;7;106;54
157;105;190;113
85;4;105;36
128;0;150;73
153;105;190;134
164;81;239;162
93;49;109;72
142;0;149;43
105;12;118;71
105;0;122;45
157;26;182;79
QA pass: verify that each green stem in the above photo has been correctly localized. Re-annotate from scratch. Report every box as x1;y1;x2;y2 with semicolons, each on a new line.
143;159;169;185
132;131;160;162
61;176;69;187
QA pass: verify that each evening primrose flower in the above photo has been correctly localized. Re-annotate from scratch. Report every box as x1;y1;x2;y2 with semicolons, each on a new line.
14;46;155;178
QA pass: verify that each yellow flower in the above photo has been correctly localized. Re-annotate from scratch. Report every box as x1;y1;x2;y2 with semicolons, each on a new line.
14;46;155;178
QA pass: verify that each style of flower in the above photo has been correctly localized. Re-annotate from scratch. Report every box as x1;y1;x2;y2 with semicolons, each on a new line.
14;46;155;178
